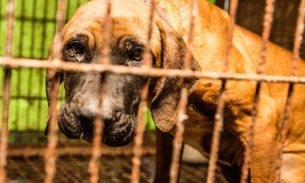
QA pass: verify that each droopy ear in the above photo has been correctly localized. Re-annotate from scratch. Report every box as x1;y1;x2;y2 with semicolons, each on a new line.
150;21;201;132
45;42;63;135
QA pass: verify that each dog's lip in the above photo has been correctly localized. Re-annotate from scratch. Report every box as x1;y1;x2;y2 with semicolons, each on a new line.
80;125;134;146
74;113;136;146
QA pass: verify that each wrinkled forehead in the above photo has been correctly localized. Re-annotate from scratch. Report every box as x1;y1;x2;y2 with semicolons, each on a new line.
62;0;155;47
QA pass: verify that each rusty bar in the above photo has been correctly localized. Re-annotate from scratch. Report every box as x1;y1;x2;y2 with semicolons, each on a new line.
169;86;188;183
257;0;275;75
131;1;155;182
100;0;112;65
88;79;105;183
131;80;149;183
206;80;226;183
183;0;197;71
2;57;305;83
240;1;275;182
88;1;112;182
170;1;198;183
206;0;238;182
142;0;155;68
44;0;66;183
240;82;261;183
0;0;14;183
223;0;238;73
273;0;305;182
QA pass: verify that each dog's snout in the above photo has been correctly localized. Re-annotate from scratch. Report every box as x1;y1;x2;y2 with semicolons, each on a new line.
78;98;121;122
79;109;96;121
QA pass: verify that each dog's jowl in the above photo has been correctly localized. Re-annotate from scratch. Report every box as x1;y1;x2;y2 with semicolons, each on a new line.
45;0;305;182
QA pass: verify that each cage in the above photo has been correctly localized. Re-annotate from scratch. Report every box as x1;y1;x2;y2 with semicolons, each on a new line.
1;0;305;182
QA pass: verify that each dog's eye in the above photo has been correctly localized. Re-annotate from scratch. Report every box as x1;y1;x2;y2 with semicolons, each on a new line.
71;43;84;54
132;49;143;61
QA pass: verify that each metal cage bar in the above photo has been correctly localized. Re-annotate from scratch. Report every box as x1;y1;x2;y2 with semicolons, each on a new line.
131;0;155;182
0;0;305;183
88;1;112;182
207;0;239;182
44;0;66;183
0;0;14;183
273;0;305;182
170;1;198;183
240;0;276;182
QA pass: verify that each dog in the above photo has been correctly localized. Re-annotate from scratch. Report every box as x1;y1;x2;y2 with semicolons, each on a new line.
45;0;305;182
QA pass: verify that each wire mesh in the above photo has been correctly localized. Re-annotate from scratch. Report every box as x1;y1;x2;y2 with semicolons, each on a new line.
5;155;228;183
0;0;14;183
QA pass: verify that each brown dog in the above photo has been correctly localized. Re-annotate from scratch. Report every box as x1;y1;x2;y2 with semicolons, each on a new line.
46;0;305;182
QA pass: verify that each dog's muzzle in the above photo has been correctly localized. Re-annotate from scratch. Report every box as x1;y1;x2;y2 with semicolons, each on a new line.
57;102;136;147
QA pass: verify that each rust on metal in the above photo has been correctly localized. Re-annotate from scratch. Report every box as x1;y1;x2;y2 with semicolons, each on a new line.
222;0;239;73
143;0;155;68
169;1;198;182
206;79;226;183
88;1;112;182
131;1;155;182
170;86;188;183
240;0;276;182
0;0;14;183
131;81;149;183
44;0;66;183
273;0;305;182
101;0;112;65
206;1;239;183
257;0;275;74
2;57;305;84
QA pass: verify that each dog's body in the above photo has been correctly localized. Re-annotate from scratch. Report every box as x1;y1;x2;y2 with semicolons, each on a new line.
46;0;305;182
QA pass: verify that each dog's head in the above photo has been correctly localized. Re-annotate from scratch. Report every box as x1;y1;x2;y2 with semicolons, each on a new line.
45;0;200;147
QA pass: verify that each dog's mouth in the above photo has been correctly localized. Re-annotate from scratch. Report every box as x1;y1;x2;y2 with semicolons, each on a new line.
57;105;136;147
79;114;136;147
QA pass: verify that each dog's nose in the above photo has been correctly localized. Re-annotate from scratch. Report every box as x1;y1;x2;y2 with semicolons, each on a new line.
79;109;96;121
79;97;116;123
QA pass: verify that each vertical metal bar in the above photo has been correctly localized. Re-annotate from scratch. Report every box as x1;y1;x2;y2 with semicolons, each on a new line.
273;0;305;182
88;1;111;183
239;1;275;183
131;1;155;182
206;0;238;183
44;0;66;183
131;79;149;183
169;1;197;183
0;0;14;183
207;79;226;183
257;0;275;75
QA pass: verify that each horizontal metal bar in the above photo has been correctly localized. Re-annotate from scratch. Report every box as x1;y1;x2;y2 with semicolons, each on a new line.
1;57;305;84
0;96;63;100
